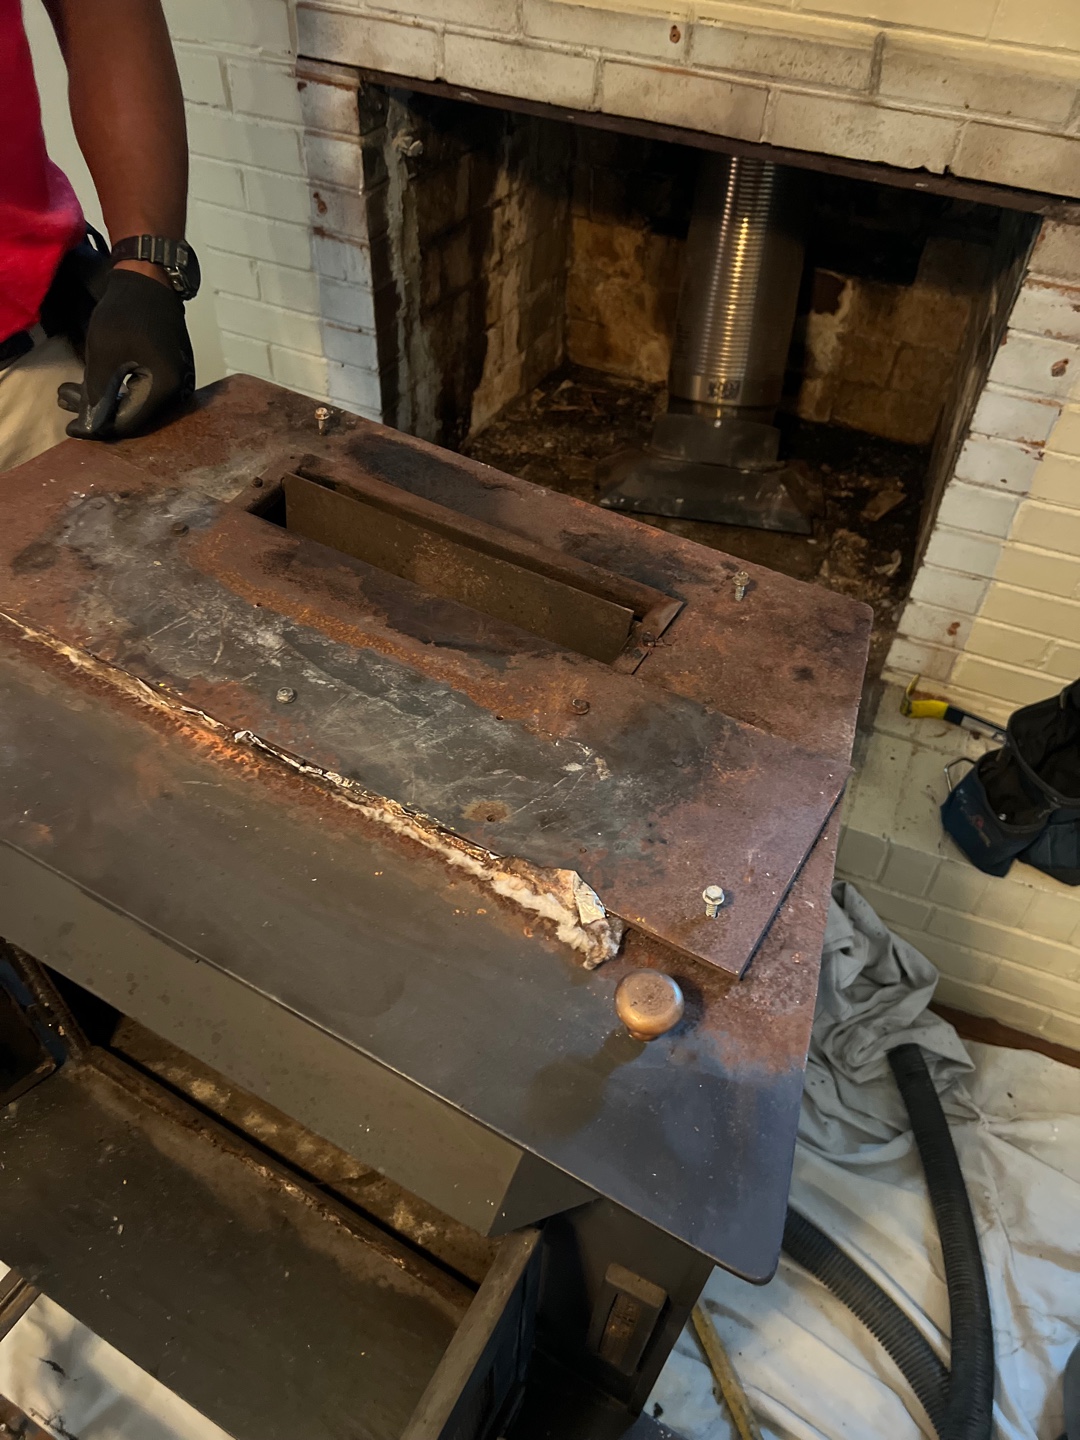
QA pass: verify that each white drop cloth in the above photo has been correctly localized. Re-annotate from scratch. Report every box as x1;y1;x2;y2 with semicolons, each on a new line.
0;1276;230;1439
649;882;1080;1440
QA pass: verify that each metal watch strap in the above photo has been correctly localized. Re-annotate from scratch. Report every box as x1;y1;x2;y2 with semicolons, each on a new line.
110;236;199;300
111;236;188;268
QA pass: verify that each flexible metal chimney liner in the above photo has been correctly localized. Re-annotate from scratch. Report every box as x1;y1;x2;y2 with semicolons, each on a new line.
602;154;811;533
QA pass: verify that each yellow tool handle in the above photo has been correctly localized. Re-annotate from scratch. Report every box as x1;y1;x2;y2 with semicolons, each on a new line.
691;1302;765;1440
905;698;950;720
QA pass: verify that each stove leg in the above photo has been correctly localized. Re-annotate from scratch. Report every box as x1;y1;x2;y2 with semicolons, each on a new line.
509;1198;712;1437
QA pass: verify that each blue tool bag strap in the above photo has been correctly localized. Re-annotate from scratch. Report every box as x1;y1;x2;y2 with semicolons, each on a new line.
940;679;1080;882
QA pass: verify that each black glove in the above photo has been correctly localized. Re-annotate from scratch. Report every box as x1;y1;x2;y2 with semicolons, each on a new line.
57;268;195;440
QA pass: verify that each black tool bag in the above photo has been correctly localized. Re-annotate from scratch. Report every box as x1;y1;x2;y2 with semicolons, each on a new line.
941;678;1080;884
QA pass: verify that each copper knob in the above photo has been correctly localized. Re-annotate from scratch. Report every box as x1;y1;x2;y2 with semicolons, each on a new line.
614;970;685;1042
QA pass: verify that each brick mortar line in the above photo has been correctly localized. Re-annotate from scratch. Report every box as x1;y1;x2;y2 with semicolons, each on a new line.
886;944;1080;996
847;880;1080;951
944;478;1041;499
964;614;1080;641
978;384;1069;407
937;478;1025;502
889;634;965;656
962;433;1050;451
975;585;1080;613
205;256;377;301
931;979;1080;1032
759;86;779;143
193;197;372;247
194;158;362;187
285;0;301;58
186;104;304;135
219;311;381;346
292;15;1080;139
215;53;300;73
953;986;1080;1027
271;336;381;371
923;519;1007;542
227;117;360;140
901;598;983;619
976;379;1064;401
296;10;1080;144
1026;268;1080;285
302;123;365;140
907;937;1080;991
173;39;295;62
943;648;1077;681
294;0;1080;71
1009;497;1080;518
1000;324;1080;345
585;55;1077;135
221;331;334;362
878;667;1012;703
214;295;376;333
911;561;995;580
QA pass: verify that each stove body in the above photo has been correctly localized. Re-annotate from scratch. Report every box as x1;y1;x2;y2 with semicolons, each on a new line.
0;377;870;1440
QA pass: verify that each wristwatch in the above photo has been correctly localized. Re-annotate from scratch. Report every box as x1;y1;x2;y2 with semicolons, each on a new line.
110;236;201;301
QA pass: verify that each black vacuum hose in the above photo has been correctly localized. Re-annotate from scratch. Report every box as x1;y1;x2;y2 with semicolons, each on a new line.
781;1043;994;1440
889;1043;995;1440
782;1206;949;1432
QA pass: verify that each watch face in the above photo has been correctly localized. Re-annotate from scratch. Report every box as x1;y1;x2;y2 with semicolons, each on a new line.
170;243;201;301
185;246;201;300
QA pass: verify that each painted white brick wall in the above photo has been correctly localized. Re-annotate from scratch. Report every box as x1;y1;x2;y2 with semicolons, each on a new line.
839;689;1080;1046
287;0;1080;199
884;216;1080;724
161;0;1080;433
161;0;382;419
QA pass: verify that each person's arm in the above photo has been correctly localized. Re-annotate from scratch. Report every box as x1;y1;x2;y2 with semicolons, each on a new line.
44;0;195;436
44;0;187;281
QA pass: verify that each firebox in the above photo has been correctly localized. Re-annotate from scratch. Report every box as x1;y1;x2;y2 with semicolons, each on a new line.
350;77;1037;686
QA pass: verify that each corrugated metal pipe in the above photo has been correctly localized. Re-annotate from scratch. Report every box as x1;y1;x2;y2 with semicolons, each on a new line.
600;152;810;530
668;153;804;426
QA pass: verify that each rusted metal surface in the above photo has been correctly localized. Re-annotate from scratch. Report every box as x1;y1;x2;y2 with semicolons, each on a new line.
0;628;829;1277
0;1270;40;1344
282;452;683;671
0;1393;53;1440
0;377;870;1280
0;441;849;979
113;377;871;761
281;468;640;663
0;1047;466;1440
111;1016;501;1286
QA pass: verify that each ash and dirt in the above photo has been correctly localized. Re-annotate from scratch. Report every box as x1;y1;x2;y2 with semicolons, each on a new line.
462;363;930;685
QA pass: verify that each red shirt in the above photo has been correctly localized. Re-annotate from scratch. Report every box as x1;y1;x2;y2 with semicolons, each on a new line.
0;0;84;342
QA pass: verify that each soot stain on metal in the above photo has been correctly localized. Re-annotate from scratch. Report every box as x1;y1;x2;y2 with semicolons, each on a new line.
0;610;624;970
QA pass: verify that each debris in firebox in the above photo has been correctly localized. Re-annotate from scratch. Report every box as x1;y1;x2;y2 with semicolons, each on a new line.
817;528;868;585
462;363;929;687
861;484;906;522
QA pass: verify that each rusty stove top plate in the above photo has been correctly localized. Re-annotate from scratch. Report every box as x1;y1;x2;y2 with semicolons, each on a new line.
0;441;846;979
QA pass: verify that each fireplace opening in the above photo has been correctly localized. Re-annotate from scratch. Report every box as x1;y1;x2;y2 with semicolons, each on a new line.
357;82;1038;683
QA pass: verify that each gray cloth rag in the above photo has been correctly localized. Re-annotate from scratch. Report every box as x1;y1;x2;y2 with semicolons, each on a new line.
800;882;975;1157
649;881;1079;1440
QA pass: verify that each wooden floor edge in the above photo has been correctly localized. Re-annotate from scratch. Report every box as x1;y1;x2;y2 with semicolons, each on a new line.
932;1003;1080;1071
